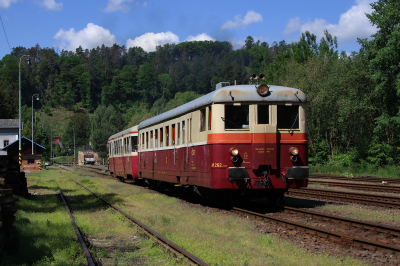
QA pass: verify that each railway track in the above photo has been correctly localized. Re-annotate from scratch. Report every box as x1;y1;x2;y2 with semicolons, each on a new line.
288;188;400;209
56;181;96;266
55;168;208;266
310;174;400;184
232;206;400;255
309;180;400;194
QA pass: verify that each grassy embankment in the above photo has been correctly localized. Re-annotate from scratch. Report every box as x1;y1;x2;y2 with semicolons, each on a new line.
3;168;178;265
310;164;400;179
5;166;367;266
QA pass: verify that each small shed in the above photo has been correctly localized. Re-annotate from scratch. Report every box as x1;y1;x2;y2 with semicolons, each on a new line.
2;136;46;171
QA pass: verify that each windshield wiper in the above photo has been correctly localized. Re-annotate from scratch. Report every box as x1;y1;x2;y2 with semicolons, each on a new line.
221;117;240;128
289;113;299;133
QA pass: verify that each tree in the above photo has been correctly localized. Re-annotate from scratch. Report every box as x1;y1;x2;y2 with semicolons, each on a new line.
91;105;125;158
63;112;91;148
359;0;400;164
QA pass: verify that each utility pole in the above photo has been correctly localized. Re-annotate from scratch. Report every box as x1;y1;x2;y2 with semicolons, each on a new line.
32;94;39;154
19;55;31;168
51;130;53;164
73;127;75;164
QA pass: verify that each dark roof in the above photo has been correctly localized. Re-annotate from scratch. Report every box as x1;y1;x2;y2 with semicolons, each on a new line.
1;136;46;150
0;119;19;129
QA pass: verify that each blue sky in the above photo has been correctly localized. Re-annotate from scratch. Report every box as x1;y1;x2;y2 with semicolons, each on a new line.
0;0;376;58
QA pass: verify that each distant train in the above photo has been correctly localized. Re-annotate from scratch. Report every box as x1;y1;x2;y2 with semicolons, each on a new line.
108;79;309;204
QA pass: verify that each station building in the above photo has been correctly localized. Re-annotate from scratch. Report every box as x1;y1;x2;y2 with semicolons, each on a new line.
1;136;46;171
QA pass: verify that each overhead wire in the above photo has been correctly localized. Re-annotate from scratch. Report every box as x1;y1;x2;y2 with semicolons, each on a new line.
0;15;12;53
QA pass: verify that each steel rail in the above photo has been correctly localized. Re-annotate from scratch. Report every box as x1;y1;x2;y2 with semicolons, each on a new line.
310;174;400;184
288;188;400;208
68;177;208;266
55;182;95;266
308;180;400;193
283;206;400;237
232;207;400;254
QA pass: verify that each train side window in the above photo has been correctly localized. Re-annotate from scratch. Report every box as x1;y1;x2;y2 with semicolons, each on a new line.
150;131;153;149
258;105;269;124
177;123;180;145
124;138;126;153
142;133;145;149
155;129;158;148
208;106;212;130
166;126;169;146
224;105;249;129
200;108;206;132
172;124;176;145
146;132;149;149
182;121;185;144
160;128;163;147
277;105;299;129
189;118;192;141
131;136;137;152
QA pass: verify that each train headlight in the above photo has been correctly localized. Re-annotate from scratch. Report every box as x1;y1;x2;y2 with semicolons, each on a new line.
256;84;269;96
290;147;299;156
230;148;239;156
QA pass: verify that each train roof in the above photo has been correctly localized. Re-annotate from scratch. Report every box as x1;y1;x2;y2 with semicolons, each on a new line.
108;125;138;141
138;84;306;130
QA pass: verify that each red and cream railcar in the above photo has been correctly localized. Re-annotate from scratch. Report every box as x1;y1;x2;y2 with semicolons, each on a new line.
108;126;139;180
135;82;309;201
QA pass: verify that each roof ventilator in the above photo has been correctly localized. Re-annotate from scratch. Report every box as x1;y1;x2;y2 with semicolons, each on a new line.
215;82;230;90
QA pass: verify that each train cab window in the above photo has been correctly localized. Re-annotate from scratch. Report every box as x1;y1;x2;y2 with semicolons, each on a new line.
172;124;176;145
160;128;163;147
150;131;153;148
200;108;206;132
208;106;212;130
182;121;185;144
224;105;249;129
131;136;138;152
177;123;180;145
155;129;158;148
258;105;270;124
166;126;169;146
277;105;299;129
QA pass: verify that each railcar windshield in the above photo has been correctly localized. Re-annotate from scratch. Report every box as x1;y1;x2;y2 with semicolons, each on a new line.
224;105;249;129
277;105;299;129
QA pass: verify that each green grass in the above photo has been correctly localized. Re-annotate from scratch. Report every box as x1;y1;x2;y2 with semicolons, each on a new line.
7;167;368;265
3;169;85;265
310;164;400;179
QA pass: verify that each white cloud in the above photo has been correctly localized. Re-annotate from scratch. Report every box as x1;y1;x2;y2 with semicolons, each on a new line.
103;0;134;12
0;0;17;9
220;10;262;31
185;33;216;42
284;0;376;42
54;23;118;51
36;0;63;11
126;31;179;52
283;17;301;35
228;38;245;50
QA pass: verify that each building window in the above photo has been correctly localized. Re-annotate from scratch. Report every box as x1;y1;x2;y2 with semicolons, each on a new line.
3;140;9;147
28;159;34;164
